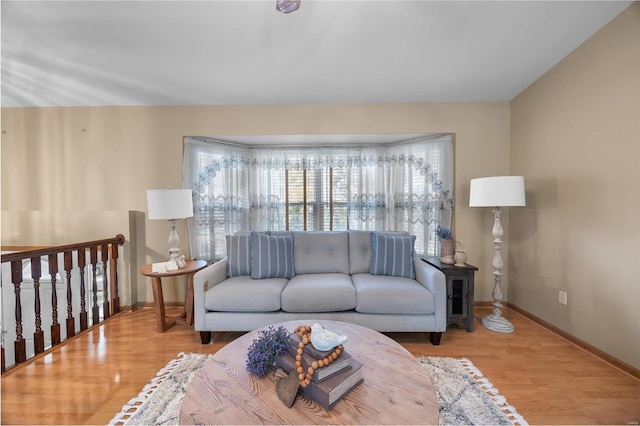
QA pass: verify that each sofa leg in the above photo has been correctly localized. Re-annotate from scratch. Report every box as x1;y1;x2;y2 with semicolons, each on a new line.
200;331;212;344
429;332;442;345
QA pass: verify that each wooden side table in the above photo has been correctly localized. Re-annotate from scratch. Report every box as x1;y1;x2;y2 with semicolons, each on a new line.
422;257;478;332
139;259;207;332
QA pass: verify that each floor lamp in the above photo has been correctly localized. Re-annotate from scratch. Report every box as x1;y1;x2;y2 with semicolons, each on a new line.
469;176;525;333
147;189;194;262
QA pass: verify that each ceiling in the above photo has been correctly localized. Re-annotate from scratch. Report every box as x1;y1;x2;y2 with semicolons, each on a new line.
1;1;632;108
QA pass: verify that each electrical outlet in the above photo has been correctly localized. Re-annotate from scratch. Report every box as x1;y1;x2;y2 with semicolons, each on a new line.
559;290;568;306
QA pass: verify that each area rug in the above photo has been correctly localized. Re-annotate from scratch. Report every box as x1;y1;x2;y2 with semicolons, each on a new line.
418;356;527;426
109;353;527;426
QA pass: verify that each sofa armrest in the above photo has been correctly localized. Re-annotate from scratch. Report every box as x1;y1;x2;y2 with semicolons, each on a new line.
413;255;447;332
193;257;228;330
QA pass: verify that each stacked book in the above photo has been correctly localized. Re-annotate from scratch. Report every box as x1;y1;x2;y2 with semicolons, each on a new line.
275;332;363;410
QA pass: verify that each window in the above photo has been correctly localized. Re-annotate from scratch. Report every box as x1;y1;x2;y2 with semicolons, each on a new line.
184;135;453;261
271;168;344;231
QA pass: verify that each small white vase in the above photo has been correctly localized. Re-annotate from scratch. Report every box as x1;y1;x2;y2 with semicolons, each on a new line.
454;249;467;267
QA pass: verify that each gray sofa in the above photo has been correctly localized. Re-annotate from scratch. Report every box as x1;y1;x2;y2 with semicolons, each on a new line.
193;230;447;345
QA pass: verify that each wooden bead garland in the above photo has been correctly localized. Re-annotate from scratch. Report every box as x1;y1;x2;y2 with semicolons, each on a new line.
293;324;343;388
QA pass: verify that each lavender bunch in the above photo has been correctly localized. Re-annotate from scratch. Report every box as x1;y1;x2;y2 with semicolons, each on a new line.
246;325;289;377
436;225;454;240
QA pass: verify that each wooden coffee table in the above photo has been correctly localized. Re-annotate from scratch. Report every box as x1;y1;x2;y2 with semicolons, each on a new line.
179;320;439;424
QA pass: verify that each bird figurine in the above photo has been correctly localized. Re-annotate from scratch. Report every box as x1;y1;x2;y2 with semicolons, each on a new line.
310;323;348;351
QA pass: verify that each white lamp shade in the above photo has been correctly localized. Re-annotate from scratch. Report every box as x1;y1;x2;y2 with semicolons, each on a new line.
147;189;194;220
469;176;526;207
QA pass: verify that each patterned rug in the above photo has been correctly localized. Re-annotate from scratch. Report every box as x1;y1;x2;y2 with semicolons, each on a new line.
109;353;527;426
418;356;527;425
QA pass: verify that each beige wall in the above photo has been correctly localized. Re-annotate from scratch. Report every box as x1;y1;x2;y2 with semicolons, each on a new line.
510;3;639;369
1;102;511;306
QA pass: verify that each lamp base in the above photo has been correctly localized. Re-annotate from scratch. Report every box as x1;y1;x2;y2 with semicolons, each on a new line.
481;312;515;334
169;248;180;263
168;219;181;262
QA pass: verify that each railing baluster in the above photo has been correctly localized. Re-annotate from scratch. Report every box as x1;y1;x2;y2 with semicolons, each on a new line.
48;254;61;346
111;243;120;314
101;244;110;320
90;247;99;325
1;234;125;370
78;249;88;331
10;260;26;364
31;257;45;355
63;251;75;338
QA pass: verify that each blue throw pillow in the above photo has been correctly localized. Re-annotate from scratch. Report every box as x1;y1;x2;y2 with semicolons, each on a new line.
226;233;252;277
369;232;416;279
251;232;295;279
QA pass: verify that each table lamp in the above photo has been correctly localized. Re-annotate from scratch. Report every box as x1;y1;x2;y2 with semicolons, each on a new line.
147;189;194;262
469;176;525;333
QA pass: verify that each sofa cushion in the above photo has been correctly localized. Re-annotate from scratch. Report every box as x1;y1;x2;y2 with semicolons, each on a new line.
352;273;435;314
205;276;288;312
226;233;252;277
348;230;410;274
225;231;274;277
293;231;349;274
251;232;295;279
281;273;356;312
369;232;416;279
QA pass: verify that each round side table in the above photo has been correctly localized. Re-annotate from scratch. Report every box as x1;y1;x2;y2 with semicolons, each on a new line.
139;259;207;332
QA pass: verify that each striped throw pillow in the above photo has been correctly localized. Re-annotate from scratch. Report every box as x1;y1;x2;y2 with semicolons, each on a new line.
251;232;295;279
226;233;252;277
369;232;416;279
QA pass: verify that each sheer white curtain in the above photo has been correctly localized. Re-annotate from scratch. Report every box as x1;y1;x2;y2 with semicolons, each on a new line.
343;146;390;231
184;139;250;262
388;138;454;255
184;136;453;262
248;147;288;231
249;146;390;232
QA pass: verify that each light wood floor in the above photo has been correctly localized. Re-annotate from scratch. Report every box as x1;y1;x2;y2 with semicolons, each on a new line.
1;306;638;425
